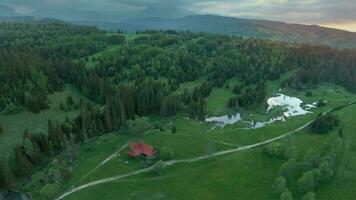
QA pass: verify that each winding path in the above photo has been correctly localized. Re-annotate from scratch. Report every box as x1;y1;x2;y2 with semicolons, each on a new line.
56;119;312;200
56;102;355;200
70;143;129;188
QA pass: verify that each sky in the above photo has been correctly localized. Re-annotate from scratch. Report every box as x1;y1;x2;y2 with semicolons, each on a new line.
2;0;356;32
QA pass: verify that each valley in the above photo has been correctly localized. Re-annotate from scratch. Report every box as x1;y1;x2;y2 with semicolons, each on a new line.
1;23;356;200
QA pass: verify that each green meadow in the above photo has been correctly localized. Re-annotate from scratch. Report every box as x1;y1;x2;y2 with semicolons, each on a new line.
28;81;354;200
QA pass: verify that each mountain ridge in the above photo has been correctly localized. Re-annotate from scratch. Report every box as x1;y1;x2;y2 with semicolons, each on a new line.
73;14;356;49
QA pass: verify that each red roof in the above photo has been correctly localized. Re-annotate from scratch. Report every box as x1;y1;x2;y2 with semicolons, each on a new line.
128;141;155;157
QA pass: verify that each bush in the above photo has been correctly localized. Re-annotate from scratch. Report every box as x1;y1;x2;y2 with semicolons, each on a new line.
40;183;60;200
319;160;334;183
273;176;286;194
3;102;21;115
66;95;74;106
59;102;66;111
297;171;315;193
310;113;339;134
305;91;313;97
301;192;316;200
280;189;293;200
152;160;165;175
317;100;326;107
126;117;152;135
283;145;297;160
312;168;321;185
32;171;46;184
171;125;176;133
232;84;242;94
264;142;284;157
160;147;175;160
0;123;3;134
302;149;320;170
279;159;296;178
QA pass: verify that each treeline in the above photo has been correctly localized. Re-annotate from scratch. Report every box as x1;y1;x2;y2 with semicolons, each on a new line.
93;32;292;115
284;44;356;92
0;22;127;113
0;48;61;113
0;22;123;59
228;83;266;108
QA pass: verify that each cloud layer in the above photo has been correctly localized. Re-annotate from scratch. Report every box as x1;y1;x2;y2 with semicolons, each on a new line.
1;0;355;25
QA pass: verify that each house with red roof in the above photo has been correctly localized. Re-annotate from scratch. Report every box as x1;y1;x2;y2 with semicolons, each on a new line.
128;141;156;158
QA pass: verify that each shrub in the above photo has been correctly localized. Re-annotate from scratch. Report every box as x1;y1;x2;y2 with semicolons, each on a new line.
280;189;293;200
66;95;74;106
171;125;176;134
152;160;165;175
32;171;46;184
0;123;3;134
264;142;284;157
310;113;339;134
59;102;66;111
273;176;286;194
160;147;175;160
3;102;21;115
227;96;238;108
302;149;320;170
305;91;313;97
297;171;315;193
312;168;321;185
40;183;60;200
279;159;296;178
283;145;297;160
301;192;316;200
319;160;334;183
232;84;242;94
317;100;326;107
126;117;152;135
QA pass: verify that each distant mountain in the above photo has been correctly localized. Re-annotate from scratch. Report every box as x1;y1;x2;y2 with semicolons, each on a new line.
134;6;193;19
76;15;356;49
31;8;129;22
0;5;18;16
0;16;65;24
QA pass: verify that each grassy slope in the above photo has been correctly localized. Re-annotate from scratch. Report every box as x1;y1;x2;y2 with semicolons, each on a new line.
53;82;356;200
317;103;356;200
0;85;83;159
205;79;238;116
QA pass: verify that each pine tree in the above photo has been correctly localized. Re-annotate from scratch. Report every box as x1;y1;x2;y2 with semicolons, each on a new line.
80;99;89;143
0;159;15;189
48;119;60;153
13;145;32;176
67;133;78;162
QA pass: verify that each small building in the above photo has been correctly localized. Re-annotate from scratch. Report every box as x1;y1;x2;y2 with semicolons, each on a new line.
128;141;155;158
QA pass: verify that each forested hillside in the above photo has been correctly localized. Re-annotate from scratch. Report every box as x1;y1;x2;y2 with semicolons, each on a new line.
1;22;356;200
0;22;126;113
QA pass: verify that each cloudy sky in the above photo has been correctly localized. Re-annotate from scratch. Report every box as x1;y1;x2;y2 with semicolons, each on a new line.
2;0;356;31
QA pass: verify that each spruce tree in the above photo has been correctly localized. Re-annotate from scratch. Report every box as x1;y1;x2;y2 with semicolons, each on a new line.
80;99;89;143
13;145;32;176
0;159;15;189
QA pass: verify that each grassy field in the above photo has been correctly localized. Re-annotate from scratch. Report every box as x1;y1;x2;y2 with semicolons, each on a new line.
0;85;83;160
44;82;356;200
